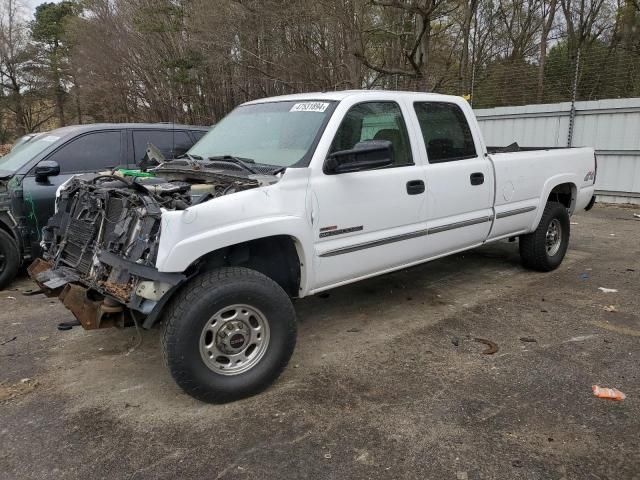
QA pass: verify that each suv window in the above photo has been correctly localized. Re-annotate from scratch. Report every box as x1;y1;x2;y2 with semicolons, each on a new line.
48;131;122;173
414;102;476;163
330;102;413;167
132;130;193;164
191;130;207;142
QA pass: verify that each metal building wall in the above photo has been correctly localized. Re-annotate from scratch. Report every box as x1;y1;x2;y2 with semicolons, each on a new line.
474;98;640;205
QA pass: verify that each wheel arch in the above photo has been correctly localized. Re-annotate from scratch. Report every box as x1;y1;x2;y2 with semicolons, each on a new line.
548;182;577;211
530;176;578;231
0;213;21;250
143;234;307;329
188;234;304;297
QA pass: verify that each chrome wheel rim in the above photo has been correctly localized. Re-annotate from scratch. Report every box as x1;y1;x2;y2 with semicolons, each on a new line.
199;304;270;376
546;219;562;256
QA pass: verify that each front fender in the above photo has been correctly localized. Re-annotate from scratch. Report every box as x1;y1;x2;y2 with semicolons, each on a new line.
157;214;313;271
155;170;314;293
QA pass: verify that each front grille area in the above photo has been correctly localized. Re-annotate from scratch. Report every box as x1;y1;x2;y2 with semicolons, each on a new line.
59;215;99;275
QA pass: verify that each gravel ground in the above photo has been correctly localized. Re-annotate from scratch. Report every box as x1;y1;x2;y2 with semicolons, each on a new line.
0;204;639;480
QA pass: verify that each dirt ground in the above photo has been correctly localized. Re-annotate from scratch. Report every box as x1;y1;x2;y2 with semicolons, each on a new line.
1;204;639;480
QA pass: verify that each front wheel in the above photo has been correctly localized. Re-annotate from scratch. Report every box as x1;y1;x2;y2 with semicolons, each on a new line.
519;201;570;272
161;267;297;403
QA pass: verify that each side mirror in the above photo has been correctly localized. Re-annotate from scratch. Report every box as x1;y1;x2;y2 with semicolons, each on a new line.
34;160;60;183
325;140;393;174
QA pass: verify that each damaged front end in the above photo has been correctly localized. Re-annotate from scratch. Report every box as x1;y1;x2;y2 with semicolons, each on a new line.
29;161;275;329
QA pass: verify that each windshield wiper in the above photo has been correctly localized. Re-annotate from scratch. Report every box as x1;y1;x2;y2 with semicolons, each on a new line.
208;155;258;174
172;153;202;168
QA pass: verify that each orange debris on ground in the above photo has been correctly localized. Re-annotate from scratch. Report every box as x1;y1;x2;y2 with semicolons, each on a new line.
592;385;626;401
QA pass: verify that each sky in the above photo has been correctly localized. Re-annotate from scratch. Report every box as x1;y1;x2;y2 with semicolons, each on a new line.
23;0;60;15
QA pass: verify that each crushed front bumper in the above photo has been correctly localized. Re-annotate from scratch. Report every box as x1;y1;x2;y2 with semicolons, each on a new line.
28;257;185;330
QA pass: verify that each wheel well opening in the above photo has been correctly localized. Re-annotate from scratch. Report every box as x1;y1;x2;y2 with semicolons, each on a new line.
0;217;20;250
548;183;576;210
195;235;301;297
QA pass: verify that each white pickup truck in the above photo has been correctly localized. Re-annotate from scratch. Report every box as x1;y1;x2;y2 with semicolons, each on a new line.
31;90;596;403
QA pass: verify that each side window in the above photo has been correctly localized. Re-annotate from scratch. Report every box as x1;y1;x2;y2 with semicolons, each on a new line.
330;102;413;167
48;131;122;173
190;130;207;142
414;102;476;163
132;130;193;164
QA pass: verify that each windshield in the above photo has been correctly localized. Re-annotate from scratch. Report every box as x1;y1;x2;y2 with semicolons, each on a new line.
0;134;60;173
188;100;335;167
11;134;36;151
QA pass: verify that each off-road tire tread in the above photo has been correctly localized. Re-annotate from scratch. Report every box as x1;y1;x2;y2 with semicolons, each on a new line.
0;230;20;290
161;266;296;403
519;201;570;272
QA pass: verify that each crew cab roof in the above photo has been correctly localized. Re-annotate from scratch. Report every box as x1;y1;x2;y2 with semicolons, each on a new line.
243;90;465;105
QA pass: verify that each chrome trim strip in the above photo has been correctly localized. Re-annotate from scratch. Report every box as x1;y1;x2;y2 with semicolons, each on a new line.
319;216;492;258
426;216;491;234
319;228;429;258
495;206;536;219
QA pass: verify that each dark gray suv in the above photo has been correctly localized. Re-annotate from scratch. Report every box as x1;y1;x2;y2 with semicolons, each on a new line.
0;123;209;288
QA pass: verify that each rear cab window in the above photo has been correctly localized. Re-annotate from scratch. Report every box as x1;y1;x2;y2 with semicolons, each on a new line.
413;102;476;163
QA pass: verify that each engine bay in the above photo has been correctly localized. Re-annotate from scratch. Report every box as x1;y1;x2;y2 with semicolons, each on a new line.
29;160;279;328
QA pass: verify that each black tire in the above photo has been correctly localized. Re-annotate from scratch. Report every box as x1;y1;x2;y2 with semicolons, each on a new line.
161;267;297;403
519;201;570;272
0;230;20;290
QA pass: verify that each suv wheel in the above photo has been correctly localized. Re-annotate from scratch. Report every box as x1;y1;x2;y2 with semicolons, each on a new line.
0;230;20;290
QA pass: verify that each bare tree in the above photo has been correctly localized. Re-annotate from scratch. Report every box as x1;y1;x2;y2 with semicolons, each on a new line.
0;0;28;135
537;0;558;101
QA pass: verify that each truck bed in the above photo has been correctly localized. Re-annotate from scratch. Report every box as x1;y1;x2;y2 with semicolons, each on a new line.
487;146;595;241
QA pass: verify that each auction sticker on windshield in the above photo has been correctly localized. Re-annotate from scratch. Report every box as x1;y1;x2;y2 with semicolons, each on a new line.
290;102;330;113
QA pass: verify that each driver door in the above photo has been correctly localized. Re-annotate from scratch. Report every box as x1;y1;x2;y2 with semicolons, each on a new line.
310;101;428;290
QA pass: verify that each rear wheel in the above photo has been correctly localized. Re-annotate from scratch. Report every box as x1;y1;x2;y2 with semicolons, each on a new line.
519;201;570;272
161;267;297;403
0;230;20;290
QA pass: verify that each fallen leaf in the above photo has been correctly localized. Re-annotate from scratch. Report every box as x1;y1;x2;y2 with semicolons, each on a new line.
603;305;618;313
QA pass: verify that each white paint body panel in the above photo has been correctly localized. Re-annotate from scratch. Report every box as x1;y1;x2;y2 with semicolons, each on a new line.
154;91;596;297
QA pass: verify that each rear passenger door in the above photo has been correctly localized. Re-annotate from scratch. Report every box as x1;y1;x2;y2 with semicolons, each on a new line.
130;129;194;166
412;101;494;257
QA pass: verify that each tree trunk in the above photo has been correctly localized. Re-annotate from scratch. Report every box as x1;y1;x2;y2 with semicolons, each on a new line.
417;14;432;88
459;0;477;95
9;78;25;136
55;82;66;126
537;0;557;103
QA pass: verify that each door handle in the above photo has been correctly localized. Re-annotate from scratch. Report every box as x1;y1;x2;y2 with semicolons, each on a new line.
406;179;425;195
470;172;484;186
